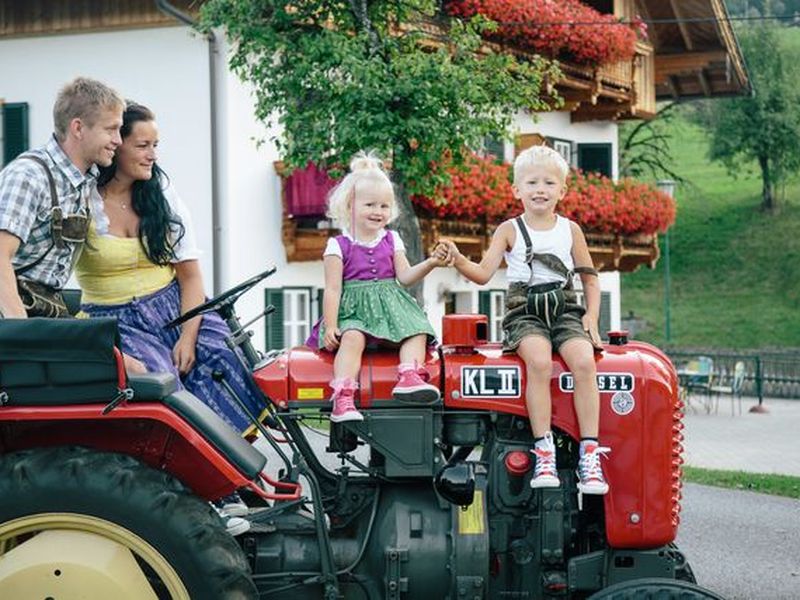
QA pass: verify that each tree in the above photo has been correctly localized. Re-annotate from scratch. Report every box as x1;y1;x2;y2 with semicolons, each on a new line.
697;24;800;211
619;102;686;185
200;0;558;270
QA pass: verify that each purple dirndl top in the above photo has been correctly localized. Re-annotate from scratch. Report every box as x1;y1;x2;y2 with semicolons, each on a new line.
337;232;397;281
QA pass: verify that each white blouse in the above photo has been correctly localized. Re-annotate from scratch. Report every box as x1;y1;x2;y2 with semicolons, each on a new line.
323;228;406;258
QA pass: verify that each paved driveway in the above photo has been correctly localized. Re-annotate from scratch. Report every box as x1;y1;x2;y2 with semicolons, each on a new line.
678;483;800;600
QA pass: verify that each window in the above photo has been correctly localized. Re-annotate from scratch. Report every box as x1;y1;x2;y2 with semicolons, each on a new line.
483;135;505;163
265;287;320;350
577;143;612;178
284;288;312;348
2;102;29;166
549;137;574;168
479;289;506;342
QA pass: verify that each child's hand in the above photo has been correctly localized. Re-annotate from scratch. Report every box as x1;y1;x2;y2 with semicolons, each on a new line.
440;239;462;267
582;315;603;350
430;241;453;267
323;326;341;351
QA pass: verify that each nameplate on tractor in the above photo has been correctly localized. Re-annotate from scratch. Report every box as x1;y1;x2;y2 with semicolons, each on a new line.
559;372;635;393
460;366;521;398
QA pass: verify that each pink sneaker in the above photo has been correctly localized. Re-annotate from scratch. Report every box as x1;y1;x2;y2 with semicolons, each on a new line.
392;364;440;404
329;378;364;423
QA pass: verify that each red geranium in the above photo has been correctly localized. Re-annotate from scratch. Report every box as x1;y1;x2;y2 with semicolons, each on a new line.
445;0;639;66
413;155;676;235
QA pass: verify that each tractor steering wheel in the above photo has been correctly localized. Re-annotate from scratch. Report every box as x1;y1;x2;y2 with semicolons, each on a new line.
164;266;277;329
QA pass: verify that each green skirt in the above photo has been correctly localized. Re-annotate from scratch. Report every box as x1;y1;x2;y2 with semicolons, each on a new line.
317;279;435;348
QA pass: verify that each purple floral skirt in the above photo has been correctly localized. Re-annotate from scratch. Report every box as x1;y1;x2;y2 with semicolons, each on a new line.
81;280;266;433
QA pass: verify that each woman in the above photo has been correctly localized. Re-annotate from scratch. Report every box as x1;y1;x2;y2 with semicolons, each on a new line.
76;102;264;434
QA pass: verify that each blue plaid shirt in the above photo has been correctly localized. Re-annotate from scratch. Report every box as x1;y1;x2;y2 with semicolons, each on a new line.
0;135;97;288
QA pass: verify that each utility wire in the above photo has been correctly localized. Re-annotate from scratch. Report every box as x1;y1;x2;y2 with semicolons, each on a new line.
482;14;800;27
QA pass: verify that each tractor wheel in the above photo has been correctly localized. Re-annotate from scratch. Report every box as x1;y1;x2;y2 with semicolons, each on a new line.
588;578;725;600
0;446;257;600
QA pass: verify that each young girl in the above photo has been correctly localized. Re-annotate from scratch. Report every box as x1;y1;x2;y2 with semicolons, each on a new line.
306;153;446;422
442;145;610;495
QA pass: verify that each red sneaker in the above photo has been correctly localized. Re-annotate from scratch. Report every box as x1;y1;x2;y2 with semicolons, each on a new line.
577;444;610;495
530;432;560;489
392;366;440;404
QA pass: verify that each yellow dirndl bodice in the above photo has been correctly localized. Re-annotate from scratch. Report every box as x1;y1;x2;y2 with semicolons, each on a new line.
75;221;175;305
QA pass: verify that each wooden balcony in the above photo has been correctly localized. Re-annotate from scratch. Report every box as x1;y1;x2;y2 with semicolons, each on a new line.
559;41;656;123
283;211;660;273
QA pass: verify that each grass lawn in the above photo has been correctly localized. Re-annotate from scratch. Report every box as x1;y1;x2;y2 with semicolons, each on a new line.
620;113;800;349
682;466;800;499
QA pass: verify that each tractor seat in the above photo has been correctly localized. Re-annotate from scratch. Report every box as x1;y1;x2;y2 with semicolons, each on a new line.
0;318;266;480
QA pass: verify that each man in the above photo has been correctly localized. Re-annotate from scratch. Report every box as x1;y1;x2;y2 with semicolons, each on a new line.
0;77;125;319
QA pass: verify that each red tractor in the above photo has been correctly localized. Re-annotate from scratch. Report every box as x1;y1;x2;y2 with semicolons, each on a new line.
0;267;721;599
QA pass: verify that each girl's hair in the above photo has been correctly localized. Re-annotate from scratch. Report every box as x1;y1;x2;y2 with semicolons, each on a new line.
326;152;399;231
513;145;570;184
97;101;185;265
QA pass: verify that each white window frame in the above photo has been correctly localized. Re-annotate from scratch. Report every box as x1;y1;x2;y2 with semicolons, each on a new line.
283;287;312;348
489;290;506;342
549;137;574;168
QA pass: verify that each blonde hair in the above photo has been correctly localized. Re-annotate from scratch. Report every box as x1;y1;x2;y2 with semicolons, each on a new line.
53;77;125;141
513;144;570;185
327;152;398;230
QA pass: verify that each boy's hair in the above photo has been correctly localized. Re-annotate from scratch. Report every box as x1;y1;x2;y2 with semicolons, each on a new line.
327;151;399;231
53;77;125;141
513;144;570;184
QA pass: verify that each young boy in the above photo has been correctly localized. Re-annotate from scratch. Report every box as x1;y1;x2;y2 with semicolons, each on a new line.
442;145;609;494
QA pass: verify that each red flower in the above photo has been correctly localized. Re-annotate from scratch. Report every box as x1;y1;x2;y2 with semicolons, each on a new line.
412;156;676;236
445;0;638;66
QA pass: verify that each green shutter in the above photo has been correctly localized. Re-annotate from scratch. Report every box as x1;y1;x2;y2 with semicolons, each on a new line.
3;103;29;166
478;291;490;319
599;291;612;340
316;287;324;323
265;288;284;351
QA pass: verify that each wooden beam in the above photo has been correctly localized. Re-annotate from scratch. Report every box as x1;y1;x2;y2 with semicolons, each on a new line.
655;51;728;82
570;103;629;123
666;76;680;99
669;0;694;51
697;69;712;97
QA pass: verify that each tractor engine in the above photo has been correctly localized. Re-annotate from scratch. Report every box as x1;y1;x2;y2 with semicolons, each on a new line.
252;314;685;598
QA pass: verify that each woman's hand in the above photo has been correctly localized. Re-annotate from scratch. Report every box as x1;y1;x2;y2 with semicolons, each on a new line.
323;326;341;351
172;334;197;375
122;352;147;375
582;315;603;350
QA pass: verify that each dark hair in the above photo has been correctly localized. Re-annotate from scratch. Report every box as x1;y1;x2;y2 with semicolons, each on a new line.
97;101;185;265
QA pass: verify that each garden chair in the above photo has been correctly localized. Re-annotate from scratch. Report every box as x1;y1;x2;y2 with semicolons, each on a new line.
710;361;746;416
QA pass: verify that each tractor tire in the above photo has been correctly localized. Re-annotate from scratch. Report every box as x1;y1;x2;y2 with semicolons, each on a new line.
0;446;257;600
587;578;726;600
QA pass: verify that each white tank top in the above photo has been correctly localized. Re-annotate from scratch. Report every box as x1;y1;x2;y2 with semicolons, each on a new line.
504;215;574;285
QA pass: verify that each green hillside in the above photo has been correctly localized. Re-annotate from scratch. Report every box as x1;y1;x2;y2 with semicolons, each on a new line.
620;116;800;349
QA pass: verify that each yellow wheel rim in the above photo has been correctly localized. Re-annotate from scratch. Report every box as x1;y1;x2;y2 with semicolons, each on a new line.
0;512;190;599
